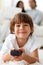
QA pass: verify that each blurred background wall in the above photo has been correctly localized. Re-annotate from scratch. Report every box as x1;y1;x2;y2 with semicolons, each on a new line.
0;0;43;12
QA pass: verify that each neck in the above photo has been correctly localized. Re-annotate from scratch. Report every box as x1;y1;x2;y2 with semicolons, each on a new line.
16;38;28;47
31;7;36;10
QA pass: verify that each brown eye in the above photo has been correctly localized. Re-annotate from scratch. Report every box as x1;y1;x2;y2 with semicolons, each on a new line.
16;25;20;27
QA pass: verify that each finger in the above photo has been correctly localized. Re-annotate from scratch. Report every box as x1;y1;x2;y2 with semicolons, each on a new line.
19;48;25;52
14;56;22;61
10;48;15;51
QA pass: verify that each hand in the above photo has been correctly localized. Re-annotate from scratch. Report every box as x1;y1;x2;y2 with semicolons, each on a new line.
13;48;25;61
10;48;25;61
14;48;25;61
18;48;25;53
18;48;28;61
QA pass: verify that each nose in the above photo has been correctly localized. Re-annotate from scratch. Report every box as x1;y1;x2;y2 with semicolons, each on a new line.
20;25;24;29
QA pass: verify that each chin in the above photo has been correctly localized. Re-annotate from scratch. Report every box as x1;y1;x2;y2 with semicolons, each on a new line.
19;36;27;39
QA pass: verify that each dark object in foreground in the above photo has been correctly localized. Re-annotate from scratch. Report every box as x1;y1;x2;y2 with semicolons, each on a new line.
40;46;43;49
10;50;22;56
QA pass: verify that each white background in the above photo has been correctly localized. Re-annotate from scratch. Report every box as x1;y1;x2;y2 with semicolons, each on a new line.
0;0;43;12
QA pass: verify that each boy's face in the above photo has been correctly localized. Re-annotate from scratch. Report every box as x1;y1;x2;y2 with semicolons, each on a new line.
14;23;31;39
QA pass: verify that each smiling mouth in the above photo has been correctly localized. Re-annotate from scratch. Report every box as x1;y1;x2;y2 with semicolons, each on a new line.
19;32;26;34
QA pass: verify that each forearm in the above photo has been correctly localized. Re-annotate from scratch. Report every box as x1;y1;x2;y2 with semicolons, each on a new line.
2;53;12;62
23;54;39;64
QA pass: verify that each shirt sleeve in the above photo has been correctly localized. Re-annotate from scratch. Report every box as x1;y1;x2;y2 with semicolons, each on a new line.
30;36;43;53
0;34;13;59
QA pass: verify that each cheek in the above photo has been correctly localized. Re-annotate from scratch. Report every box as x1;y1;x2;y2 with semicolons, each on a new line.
27;28;31;33
15;28;19;34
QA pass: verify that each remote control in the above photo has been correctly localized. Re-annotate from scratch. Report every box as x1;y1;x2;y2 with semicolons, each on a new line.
10;50;22;56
